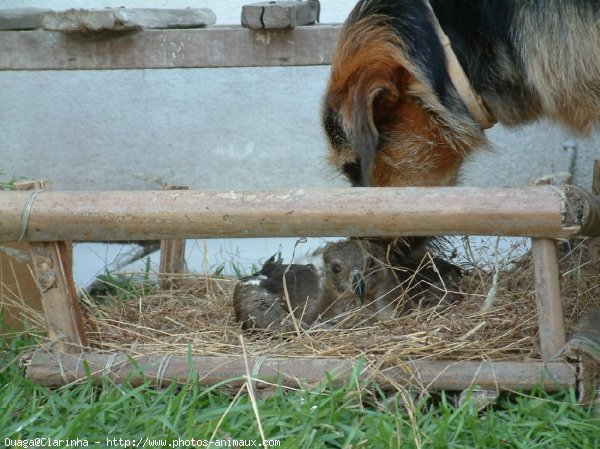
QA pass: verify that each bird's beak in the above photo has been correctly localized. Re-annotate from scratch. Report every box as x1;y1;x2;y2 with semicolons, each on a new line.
351;270;366;302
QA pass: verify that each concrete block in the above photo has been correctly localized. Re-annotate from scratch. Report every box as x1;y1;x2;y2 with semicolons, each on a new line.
42;8;216;32
0;8;47;30
242;1;319;29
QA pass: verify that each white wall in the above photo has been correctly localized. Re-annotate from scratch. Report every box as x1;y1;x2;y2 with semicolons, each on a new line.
0;1;597;281
0;0;597;192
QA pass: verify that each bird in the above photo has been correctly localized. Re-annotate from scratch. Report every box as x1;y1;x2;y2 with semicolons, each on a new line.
319;238;463;318
411;256;463;310
233;254;324;331
317;239;403;321
356;237;463;313
232;241;377;331
232;239;463;331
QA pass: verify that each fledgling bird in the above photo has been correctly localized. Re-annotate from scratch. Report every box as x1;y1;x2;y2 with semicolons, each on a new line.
320;238;463;319
233;240;383;331
318;239;404;321
233;255;323;331
233;238;463;331
412;256;463;309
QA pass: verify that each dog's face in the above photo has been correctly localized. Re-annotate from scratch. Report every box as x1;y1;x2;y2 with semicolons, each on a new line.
323;14;485;187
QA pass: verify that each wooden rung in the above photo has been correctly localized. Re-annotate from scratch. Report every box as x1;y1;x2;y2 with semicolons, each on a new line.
531;238;566;360
561;308;600;405
23;349;576;391
15;180;88;351
159;185;188;289
3;186;600;242
591;160;600;271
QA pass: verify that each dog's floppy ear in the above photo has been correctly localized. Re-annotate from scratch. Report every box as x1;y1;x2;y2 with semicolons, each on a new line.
346;71;401;186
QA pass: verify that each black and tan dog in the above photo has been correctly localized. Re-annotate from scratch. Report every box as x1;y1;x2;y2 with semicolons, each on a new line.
323;0;600;187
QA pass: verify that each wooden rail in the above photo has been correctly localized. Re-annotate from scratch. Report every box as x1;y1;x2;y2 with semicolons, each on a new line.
15;181;88;351
9;182;599;392
24;349;576;392
0;25;341;70
2;186;599;242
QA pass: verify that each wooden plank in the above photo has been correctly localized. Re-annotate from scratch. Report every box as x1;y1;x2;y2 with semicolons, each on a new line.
0;25;341;70
159;239;186;289
0;186;587;242
242;1;319;29
563;308;600;364
159;185;188;290
42;8;216;32
15;180;88;351
23;348;576;391
562;308;600;406
532;238;566;360
591;160;600;271
564;185;600;236
0;242;43;333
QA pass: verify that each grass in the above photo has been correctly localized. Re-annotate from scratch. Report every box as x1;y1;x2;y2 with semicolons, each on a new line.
1;332;598;448
89;257;157;301
0;193;597;447
0;169;17;191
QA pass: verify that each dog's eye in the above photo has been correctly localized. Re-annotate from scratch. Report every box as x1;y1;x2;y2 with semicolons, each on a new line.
342;161;362;187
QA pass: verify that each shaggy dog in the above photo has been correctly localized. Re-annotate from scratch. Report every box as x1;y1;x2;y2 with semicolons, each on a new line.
322;0;600;187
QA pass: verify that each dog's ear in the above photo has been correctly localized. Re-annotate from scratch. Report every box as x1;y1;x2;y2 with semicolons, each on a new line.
346;71;403;186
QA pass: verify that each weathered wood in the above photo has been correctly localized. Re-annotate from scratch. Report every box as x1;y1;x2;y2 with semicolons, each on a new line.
0;25;340;70
0;8;47;30
42;8;216;32
564;185;600;237
2;186;599;242
0;242;43;333
394;360;575;392
563;308;600;364
159;185;188;290
242;1;319;29
591;161;600;271
15;181;88;351
594;160;600;197
532;238;566;360
562;309;600;406
23;348;576;392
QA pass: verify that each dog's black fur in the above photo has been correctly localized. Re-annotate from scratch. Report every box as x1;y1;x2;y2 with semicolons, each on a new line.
324;0;600;187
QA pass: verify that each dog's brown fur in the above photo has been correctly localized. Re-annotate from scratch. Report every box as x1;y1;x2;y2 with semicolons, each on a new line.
325;16;480;186
323;0;600;187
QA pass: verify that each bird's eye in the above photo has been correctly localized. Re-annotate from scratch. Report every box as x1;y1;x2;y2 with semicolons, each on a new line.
330;262;342;275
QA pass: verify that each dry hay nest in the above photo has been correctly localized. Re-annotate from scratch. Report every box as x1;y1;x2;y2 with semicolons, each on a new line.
75;238;599;367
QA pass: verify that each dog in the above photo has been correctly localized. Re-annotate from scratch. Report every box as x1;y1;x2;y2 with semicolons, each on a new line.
322;0;600;187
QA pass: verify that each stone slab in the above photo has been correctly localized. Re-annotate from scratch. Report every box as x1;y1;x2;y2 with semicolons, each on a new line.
0;8;47;30
42;8;216;32
242;1;319;29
